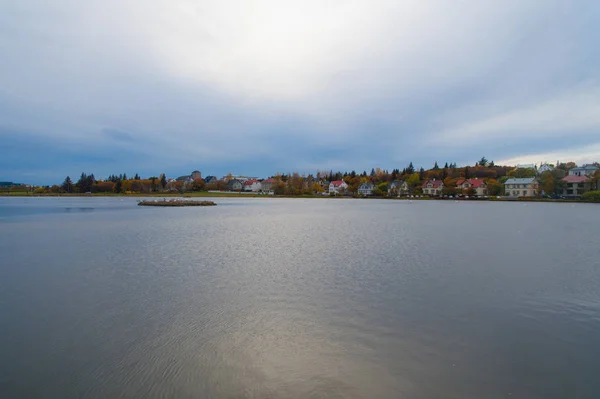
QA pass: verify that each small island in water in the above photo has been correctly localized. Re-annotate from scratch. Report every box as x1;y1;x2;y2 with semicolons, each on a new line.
138;199;217;207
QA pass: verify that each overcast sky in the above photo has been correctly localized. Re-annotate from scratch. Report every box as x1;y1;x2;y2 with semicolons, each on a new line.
2;0;600;183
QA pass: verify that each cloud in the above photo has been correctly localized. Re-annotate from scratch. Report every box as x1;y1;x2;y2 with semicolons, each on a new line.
1;0;600;183
497;143;600;167
431;84;600;145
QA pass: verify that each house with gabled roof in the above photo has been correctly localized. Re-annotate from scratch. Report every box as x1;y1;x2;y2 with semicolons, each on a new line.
358;182;375;196
329;180;348;194
261;178;278;192
227;179;243;191
242;179;262;192
421;179;443;196
389;180;409;196
537;164;554;174
456;178;488;197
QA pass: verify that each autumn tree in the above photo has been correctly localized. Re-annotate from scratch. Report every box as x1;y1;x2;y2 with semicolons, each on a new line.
486;180;504;196
191;179;205;191
507;168;536;178
406;173;420;193
591;170;600;191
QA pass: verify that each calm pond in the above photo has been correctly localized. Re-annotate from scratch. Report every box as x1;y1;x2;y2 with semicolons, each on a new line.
1;197;599;398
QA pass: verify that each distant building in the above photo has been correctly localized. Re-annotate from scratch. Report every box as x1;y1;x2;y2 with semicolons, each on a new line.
456;178;488;196
242;179;262;192
227;179;243;191
562;175;590;197
421;180;444;196
191;170;202;180
204;176;218;184
358;182;375;196
568;164;599;177
329;180;348;194
504;177;537;197
261;178;278;192
175;175;192;183
537;164;554;174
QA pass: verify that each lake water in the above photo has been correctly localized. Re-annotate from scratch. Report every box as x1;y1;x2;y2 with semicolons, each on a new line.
1;197;599;398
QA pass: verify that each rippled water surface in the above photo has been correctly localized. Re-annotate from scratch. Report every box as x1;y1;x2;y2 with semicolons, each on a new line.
1;197;599;398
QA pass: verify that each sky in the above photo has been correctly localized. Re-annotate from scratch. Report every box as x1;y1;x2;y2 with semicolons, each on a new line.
1;0;600;184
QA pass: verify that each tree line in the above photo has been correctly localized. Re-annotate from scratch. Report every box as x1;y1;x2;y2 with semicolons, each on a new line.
30;158;600;197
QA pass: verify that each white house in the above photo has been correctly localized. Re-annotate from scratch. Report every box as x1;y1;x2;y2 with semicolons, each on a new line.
358;182;375;196
569;164;599;177
242;179;262;192
537;164;554;174
504;177;537;197
329;180;348;194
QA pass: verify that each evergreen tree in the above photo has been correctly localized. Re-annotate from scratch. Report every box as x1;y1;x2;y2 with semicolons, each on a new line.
407;162;415;174
433;161;439;170
444;162;449;168
77;172;87;193
464;166;470;178
160;174;167;189
370;168;376;177
123;173;127;180
61;176;73;193
419;167;425;180
134;173;140;180
114;180;122;193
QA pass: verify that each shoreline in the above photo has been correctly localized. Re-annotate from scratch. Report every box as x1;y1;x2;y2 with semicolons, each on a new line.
0;192;596;203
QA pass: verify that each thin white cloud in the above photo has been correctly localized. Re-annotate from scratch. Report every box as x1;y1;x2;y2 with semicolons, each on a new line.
497;142;600;167
431;84;600;145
